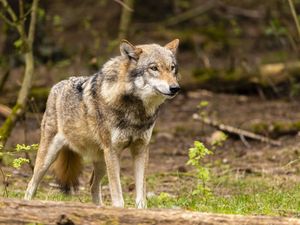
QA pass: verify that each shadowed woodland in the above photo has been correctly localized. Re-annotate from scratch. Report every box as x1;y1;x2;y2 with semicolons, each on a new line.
1;0;300;224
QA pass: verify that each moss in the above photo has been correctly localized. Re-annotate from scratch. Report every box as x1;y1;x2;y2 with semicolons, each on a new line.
292;121;300;130
30;87;50;101
0;104;22;147
251;121;300;137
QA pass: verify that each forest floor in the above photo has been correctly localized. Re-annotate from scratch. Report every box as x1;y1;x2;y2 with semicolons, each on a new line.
1;88;300;217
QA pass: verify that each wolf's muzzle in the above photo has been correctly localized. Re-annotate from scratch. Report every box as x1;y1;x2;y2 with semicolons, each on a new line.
169;85;181;95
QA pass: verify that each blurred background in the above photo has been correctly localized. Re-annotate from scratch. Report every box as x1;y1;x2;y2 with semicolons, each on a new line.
1;0;300;213
1;0;300;100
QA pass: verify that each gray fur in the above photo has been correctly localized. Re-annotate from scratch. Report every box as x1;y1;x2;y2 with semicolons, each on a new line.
25;39;180;208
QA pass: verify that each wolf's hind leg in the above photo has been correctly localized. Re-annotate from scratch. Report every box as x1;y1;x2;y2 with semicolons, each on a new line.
24;133;66;200
90;151;106;205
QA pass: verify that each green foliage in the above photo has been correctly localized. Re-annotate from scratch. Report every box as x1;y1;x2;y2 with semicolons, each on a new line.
198;100;209;117
13;39;23;49
187;141;212;197
15;144;38;152
53;15;62;27
11;144;38;169
147;173;300;216
198;100;209;108
148;192;176;208
1;143;38;169
265;19;287;37
12;157;30;169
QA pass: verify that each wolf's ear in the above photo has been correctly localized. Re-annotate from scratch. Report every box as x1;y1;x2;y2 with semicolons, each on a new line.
120;40;143;61
165;39;180;55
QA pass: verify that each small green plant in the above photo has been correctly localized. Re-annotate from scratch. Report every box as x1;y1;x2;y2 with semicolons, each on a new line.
12;144;38;169
12;158;30;169
15;144;38;152
0;144;38;169
198;100;209;117
187;141;212;197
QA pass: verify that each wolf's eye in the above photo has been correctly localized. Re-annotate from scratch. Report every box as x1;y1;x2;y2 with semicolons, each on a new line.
150;65;158;71
171;64;175;71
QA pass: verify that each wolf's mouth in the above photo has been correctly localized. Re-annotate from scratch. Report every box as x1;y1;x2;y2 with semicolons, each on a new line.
154;88;176;98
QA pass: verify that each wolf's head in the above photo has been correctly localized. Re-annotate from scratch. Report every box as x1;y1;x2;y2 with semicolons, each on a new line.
120;39;180;101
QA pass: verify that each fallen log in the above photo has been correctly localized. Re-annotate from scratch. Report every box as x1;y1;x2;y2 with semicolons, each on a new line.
251;120;300;137
192;61;300;94
193;114;282;146
0;198;299;225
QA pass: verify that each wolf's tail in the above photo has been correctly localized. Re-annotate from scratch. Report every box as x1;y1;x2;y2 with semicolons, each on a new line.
51;147;83;194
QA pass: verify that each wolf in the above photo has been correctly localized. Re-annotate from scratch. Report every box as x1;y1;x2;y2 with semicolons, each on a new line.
24;39;180;208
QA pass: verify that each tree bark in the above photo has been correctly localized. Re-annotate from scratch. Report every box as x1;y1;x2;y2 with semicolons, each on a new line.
0;198;299;225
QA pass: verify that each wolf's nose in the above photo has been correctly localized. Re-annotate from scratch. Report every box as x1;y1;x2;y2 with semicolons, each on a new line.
169;85;181;95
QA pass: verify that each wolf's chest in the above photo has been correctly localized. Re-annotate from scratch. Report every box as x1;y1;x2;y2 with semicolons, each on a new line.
110;125;154;150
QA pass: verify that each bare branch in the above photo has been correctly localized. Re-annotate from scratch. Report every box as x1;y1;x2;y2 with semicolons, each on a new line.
193;114;282;146
0;0;17;22
0;11;15;27
23;8;32;19
288;0;300;41
18;0;24;25
114;0;133;12
27;0;39;47
0;0;24;39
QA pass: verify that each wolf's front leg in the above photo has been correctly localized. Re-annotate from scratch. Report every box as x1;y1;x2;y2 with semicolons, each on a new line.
131;145;149;209
103;148;124;207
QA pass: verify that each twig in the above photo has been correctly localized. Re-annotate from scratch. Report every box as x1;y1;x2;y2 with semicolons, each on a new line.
239;134;251;148
0;11;15;27
193;114;282;146
0;0;17;22
288;0;300;41
114;0;133;12
18;0;24;30
27;0;39;47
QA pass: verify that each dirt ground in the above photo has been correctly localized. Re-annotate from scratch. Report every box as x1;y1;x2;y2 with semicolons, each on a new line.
1;88;300;200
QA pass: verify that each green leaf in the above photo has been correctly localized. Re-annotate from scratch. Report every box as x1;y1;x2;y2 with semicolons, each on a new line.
13;39;23;49
12;157;29;169
199;101;209;108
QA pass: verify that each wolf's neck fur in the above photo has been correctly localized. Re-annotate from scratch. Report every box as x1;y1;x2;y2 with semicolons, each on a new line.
98;56;164;116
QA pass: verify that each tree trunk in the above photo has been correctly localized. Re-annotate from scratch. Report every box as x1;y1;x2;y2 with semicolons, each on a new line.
0;47;34;148
118;0;134;40
0;198;299;225
0;0;39;148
